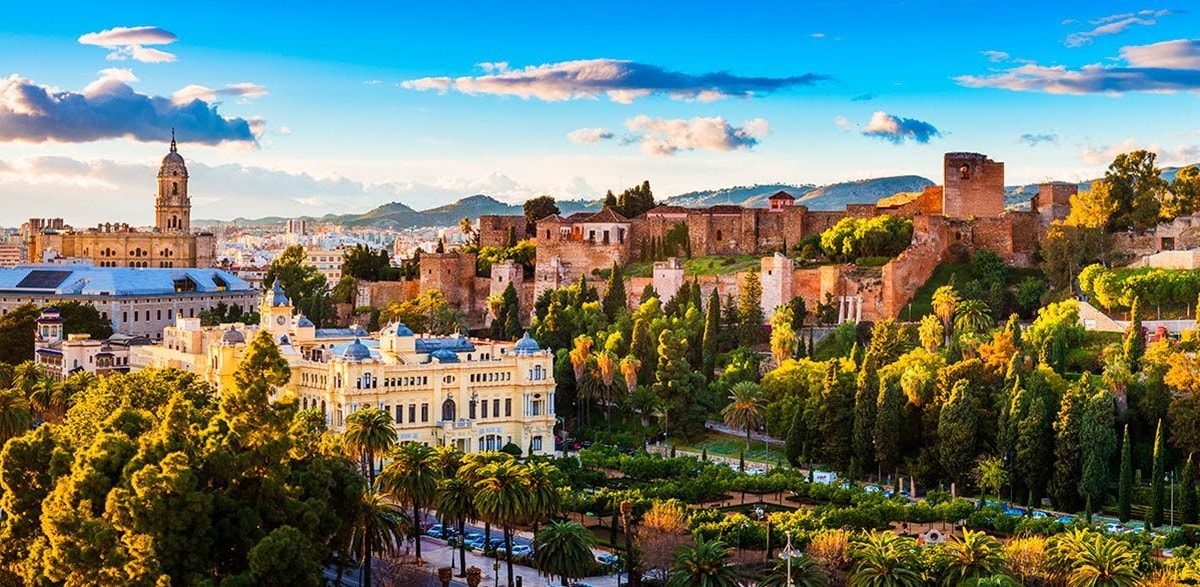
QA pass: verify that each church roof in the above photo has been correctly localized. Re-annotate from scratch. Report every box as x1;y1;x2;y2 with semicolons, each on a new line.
0;267;250;297
159;132;188;175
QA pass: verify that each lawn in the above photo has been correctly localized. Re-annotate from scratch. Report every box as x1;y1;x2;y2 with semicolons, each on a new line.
685;255;762;276
670;431;781;465
904;262;1043;322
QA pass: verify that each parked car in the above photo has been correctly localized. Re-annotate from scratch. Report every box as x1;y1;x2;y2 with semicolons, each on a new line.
1104;522;1126;534
864;485;883;493
1031;510;1050;519
597;553;619;566
1056;515;1075;525
484;538;505;552
1003;506;1025;517
498;544;532;558
425;524;444;538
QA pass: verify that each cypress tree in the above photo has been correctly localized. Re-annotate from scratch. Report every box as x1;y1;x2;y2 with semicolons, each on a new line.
852;354;879;472
602;262;627;320
1006;313;1023;350
501;281;521;341
938;380;978;489
874;379;903;475
1182;454;1198;525
639;284;658;305
1118;425;1133;523
701;288;720;378
1051;378;1087;512
818;362;853;473
1124;297;1145;372
785;405;805;467
1078;386;1116;521
1016;392;1053;507
1150;419;1166;527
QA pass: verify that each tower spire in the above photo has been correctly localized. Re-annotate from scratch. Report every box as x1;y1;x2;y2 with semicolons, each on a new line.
170;128;177;153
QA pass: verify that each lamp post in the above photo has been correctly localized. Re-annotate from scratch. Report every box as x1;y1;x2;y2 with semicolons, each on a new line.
492;559;500;587
781;531;798;587
764;419;769;471
1171;470;1176;529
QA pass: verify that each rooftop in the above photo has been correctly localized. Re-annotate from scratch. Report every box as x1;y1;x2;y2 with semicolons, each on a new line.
0;266;251;296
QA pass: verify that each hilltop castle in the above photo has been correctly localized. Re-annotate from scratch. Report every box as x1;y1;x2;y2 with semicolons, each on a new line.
26;133;216;268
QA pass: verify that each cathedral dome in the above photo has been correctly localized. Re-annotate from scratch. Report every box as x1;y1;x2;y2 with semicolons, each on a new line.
342;337;372;361
513;332;541;355
159;133;189;177
221;328;245;345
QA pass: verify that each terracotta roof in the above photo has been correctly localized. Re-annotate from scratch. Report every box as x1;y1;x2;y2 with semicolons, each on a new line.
768;190;796;201
583;208;629;223
537;214;566;223
564;212;593;222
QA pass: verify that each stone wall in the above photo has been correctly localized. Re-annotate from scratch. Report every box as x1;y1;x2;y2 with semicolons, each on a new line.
881;215;947;319
419;252;482;326
355;279;420;308
478;215;526;248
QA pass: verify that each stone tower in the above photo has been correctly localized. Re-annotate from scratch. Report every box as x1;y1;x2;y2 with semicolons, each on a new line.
759;253;794;323
942;152;1005;220
156;131;191;234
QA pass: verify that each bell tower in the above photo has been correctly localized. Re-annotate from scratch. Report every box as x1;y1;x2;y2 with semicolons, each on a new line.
156;130;191;234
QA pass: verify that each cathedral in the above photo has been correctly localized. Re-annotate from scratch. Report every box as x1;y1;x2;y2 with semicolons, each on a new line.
27;134;216;268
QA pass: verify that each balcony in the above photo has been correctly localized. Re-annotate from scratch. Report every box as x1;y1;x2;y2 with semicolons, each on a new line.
438;418;473;429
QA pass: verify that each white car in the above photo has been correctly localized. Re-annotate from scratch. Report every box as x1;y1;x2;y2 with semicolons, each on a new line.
506;544;532;557
1104;522;1126;534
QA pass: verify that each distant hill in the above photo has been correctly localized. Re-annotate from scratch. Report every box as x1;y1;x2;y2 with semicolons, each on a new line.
196;165;1198;228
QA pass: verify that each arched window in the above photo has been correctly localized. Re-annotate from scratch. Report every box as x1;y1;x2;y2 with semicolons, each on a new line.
172;182;178;195
959;165;970;180
442;398;456;421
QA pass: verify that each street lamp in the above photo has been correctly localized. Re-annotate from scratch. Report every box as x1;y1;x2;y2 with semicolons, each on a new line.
492;559;501;587
781;531;798;587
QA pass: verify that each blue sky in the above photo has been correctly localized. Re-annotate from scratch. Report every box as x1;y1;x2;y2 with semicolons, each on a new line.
1;1;1198;225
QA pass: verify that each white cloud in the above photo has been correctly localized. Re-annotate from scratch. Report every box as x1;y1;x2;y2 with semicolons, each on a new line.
982;50;1011;62
957;39;1200;95
0;70;260;145
835;115;853;131
77;26;179;63
1080;138;1200;166
859;111;942;144
1065;9;1174;47
567;128;615;144
623;115;769;156
171;82;269;104
401;58;830;103
1018;133;1059;147
811;33;826;39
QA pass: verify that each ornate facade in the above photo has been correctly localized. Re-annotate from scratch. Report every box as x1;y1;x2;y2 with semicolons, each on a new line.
28;134;215;268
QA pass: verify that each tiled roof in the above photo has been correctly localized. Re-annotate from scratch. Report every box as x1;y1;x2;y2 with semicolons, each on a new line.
768;190;796;200
0;266;251;296
704;205;744;215
583;208;629;223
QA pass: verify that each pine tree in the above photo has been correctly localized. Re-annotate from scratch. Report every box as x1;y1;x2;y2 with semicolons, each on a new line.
818;362;853;473
874;379;903;475
1078;386;1116;521
1150;419;1167;527
639;284;658;305
785;405;806;467
1051;378;1087;512
738;272;765;346
602;263;627;320
500;281;521;341
1124;297;1145;372
1118;425;1133;522
701;288;720;378
1006;313;1023;350
1016;392;1054;507
1181;454;1198;525
604;189;617;210
852;354;878;472
938;380;978;488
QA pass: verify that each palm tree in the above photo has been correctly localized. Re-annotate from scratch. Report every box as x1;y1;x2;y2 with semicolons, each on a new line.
667;537;740;587
758;555;830;587
474;458;530;587
593;350;618;428
932;285;961;345
11;362;40;397
532;521;597;586
436;476;476;576
0;388;32;445
848;532;924;587
629;385;663;446
429;444;463;540
954;299;993;337
934;529;1007;586
343;407;396;487
459;451;511;543
524;461;561;535
380;441;439;564
1054;531;1140;587
722;381;765;451
972;457;1009;512
348;488;410;587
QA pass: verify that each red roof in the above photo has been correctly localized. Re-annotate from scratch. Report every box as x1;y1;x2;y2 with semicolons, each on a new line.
768;190;796;201
582;208;629;223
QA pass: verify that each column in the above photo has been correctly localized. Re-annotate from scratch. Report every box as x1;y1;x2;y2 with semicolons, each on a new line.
837;296;845;324
855;295;862;323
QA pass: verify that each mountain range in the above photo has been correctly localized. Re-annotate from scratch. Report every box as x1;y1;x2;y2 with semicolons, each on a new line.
196;166;1196;229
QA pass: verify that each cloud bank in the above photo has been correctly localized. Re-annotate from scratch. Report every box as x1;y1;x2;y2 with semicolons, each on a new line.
859;111;941;144
624;115;769;156
402;59;830;103
172;83;269;104
77;26;178;63
567;128;614;144
1080;138;1200;166
956;39;1200;95
1065;9;1174;47
0;69;262;145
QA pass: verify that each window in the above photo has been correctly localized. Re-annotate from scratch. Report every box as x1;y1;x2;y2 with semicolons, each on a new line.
716;230;723;241
505;398;512;417
134;311;138;322
421;403;429;423
395;405;403;423
482;400;489;419
493;399;500;419
409;404;416;423
532;436;543;452
470;399;477;419
959;164;970;180
442;399;456;421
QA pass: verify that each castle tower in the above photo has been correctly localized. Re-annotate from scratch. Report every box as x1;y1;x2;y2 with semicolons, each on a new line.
759;253;794;323
942;152;1005;220
262;279;295;342
156;131;191;234
653;257;684;304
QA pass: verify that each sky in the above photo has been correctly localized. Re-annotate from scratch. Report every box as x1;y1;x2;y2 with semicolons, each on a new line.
1;0;1199;226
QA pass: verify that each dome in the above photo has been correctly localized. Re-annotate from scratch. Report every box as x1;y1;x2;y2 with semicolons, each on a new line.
221;328;245;345
513;332;541;355
430;349;459;363
342;337;372;361
395;323;414;337
381;322;414;337
351;325;369;336
270;279;290;307
158;134;189;177
296;315;314;328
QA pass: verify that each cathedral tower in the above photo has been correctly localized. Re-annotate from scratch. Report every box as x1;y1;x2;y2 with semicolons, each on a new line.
156;131;191;234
